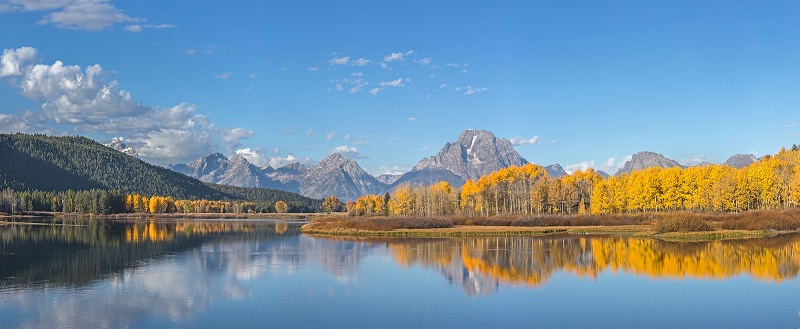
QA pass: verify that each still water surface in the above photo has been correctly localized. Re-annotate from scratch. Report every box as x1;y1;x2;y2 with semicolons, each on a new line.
1;218;799;328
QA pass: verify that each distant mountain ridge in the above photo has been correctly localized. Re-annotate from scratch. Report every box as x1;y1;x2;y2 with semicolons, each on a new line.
724;154;757;169
0;133;321;209
300;153;386;200
393;129;533;187
167;130;765;200
616;151;682;175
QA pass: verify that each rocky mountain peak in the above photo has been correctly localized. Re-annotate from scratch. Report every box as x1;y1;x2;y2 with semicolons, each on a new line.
300;153;385;201
724;154;757;169
616;151;681;175
105;137;138;157
411;129;528;181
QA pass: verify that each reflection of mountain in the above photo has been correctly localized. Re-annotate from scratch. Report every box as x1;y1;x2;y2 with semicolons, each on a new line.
0;219;301;289
387;235;800;295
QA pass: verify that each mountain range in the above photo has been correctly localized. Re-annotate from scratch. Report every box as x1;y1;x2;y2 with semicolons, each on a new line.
0;133;321;210
167;129;759;201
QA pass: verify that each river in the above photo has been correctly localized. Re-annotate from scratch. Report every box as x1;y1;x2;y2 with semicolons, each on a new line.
0;218;798;328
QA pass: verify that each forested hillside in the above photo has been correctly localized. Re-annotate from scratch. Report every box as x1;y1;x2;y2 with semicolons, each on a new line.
0;133;321;213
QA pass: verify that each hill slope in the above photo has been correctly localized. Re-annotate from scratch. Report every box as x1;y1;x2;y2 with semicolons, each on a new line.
0;133;320;208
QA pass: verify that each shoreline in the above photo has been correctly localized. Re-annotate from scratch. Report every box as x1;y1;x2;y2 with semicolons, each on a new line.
0;212;324;221
300;223;784;241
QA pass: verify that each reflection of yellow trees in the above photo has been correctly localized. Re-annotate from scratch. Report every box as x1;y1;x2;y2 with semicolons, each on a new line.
274;222;288;235
124;221;264;243
125;222;174;243
591;238;800;282
388;236;800;289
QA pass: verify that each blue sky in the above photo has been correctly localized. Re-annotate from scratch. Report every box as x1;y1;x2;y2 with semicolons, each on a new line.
1;1;799;175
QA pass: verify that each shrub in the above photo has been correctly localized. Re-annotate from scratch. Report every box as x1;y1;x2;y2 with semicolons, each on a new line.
653;215;713;233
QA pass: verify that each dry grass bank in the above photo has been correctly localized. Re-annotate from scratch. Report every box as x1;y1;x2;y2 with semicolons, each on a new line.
301;210;800;240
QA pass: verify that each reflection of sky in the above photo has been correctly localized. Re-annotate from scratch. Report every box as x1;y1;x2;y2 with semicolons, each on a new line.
2;233;800;329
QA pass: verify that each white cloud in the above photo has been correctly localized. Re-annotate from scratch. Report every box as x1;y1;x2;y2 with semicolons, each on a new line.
216;127;254;152
407;117;415;122
330;145;367;159
352;58;371;66
0;47;252;164
343;133;351;140
681;153;711;167
236;148;315;168
565;161;595;174
124;24;176;33
350;82;368;94
326;131;335;140
417;57;432;65
123;24;142;32
383;50;413;63
384;52;404;62
604;157;616;170
369;87;383;95
464;86;487;95
379;78;408;87
0;46;37;77
37;1;142;31
374;165;409;176
618;155;633;169
509;136;542;146
307;67;318;71
249;73;257;79
214;72;233;81
306;128;315;138
351;72;363;76
329;56;350;65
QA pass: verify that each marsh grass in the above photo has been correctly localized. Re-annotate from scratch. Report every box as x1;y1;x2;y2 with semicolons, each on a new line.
303;210;800;238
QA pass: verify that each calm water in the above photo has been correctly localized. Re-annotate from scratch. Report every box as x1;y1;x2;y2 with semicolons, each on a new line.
1;219;799;329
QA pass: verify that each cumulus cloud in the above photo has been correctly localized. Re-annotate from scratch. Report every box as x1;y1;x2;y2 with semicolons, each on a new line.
0;46;252;164
565;161;595;174
383;52;404;62
0;46;37;76
509;136;542;146
329;56;350;65
383;50;414;62
329;145;367;159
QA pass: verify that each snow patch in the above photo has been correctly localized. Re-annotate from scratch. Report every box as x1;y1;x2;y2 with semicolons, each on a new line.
467;135;477;155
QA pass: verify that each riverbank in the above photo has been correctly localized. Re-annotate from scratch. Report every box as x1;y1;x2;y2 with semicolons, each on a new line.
300;211;800;240
1;212;327;221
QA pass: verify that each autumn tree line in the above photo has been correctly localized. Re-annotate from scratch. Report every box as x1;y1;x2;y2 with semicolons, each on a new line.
0;188;308;215
350;147;800;217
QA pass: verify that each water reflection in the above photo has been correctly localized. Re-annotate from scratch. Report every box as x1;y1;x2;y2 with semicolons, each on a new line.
385;234;800;293
2;220;800;328
0;218;299;290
